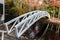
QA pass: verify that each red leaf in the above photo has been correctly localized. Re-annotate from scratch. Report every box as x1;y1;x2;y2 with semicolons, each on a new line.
50;0;56;7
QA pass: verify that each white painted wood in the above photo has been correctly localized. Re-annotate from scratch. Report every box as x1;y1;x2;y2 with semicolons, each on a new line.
15;11;50;38
0;0;3;4
0;10;50;40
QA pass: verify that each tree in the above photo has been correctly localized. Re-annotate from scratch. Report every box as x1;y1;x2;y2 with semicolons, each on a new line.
5;0;18;22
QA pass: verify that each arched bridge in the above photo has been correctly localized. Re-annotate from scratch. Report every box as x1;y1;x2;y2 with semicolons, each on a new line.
0;10;50;40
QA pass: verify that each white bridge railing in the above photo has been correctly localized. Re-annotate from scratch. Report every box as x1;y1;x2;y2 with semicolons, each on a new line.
15;11;50;38
0;10;50;40
4;10;37;34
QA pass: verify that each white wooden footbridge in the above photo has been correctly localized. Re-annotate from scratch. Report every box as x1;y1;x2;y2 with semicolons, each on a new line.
0;10;50;40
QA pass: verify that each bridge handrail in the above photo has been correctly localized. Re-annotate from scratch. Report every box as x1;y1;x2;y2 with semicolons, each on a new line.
0;10;50;40
4;10;37;25
4;10;40;34
15;11;50;38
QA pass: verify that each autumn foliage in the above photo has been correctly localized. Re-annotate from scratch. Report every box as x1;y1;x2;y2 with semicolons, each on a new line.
50;0;60;8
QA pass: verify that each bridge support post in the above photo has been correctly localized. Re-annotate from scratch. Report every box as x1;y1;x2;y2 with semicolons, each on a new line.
1;32;4;40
